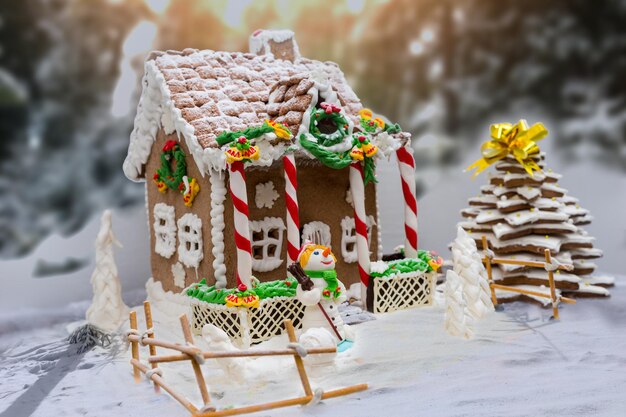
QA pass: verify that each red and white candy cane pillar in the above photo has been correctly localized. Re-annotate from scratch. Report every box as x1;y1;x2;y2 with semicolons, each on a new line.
349;162;371;304
396;145;418;258
228;161;252;288
283;154;300;264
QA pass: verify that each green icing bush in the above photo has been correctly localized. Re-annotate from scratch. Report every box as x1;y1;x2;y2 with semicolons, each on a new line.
186;277;298;305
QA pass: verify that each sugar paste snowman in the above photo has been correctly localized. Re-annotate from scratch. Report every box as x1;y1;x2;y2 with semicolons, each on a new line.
296;243;354;342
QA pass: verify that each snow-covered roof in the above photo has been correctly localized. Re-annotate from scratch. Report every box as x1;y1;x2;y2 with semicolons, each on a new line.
124;30;413;181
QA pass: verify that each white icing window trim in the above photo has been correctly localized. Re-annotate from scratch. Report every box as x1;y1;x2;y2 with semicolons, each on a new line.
302;221;332;247
177;213;203;268
340;216;376;263
250;217;286;272
153;203;176;258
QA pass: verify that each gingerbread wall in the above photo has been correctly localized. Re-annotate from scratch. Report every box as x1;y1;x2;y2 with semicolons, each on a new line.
222;158;379;288
146;130;380;292
145;130;216;293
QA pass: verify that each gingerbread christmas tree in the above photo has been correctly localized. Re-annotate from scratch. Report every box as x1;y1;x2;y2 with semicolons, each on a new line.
458;120;613;303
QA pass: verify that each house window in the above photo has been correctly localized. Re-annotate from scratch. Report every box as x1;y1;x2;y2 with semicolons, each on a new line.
153;203;176;258
340;216;376;263
177;213;203;268
302;221;331;247
250;217;286;272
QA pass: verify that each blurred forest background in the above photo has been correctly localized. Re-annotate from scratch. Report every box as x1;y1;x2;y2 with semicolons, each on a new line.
0;0;625;262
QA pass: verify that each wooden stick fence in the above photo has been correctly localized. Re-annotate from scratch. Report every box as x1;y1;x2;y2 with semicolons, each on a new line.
126;303;367;417
480;235;576;319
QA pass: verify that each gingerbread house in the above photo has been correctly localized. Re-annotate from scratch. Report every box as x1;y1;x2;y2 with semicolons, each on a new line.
123;30;427;311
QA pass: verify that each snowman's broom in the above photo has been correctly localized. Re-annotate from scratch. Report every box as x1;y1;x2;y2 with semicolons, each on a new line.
288;263;354;352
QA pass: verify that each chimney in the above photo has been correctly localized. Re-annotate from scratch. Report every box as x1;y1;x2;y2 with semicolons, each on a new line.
249;29;300;62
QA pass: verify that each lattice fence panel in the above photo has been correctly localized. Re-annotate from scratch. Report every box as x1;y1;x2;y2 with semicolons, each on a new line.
248;298;306;345
191;303;242;341
373;272;436;314
191;297;305;348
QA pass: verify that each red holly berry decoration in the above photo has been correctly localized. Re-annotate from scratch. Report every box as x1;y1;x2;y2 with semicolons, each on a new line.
237;283;248;292
284;280;292;287
319;102;341;114
358;135;366;143
237;136;247;144
162;140;177;152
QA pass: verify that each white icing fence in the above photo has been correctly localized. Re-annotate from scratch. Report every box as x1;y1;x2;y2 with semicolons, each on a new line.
190;296;305;347
372;271;437;313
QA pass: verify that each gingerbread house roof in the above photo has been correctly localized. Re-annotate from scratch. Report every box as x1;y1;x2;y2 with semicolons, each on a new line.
124;30;409;181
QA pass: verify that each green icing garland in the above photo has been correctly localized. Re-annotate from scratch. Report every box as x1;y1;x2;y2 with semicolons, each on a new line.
186;277;298;305
299;134;377;185
215;122;275;147
371;250;442;278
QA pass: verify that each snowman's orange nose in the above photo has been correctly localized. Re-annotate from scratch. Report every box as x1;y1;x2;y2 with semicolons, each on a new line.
322;247;331;257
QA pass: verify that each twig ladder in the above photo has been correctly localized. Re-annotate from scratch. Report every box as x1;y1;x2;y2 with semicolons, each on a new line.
480;235;576;318
126;303;367;417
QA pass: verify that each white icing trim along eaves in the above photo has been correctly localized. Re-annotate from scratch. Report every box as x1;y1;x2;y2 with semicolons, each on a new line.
123;60;228;181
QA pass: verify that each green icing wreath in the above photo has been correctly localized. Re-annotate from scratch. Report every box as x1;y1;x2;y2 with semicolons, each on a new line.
309;103;350;146
154;140;188;191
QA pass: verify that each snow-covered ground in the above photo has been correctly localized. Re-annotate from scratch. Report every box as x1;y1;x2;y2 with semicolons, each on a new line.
1;279;625;417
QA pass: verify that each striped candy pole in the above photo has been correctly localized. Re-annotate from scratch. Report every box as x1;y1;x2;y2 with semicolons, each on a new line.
283;154;300;264
228;161;252;288
396;145;418;258
349;162;370;303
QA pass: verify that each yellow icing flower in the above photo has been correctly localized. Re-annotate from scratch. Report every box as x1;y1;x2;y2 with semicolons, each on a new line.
265;119;292;140
358;108;373;120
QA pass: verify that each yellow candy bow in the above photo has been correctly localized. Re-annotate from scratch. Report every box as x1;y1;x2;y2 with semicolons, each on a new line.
466;120;548;177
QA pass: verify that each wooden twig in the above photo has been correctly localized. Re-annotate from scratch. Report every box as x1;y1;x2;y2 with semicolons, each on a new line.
143;301;160;393
481;236;498;306
545;249;559;319
483;257;573;271
131;358;198;414
126;315;367;417
283;319;313;397
147;346;337;364
179;314;213;410
194;383;368;417
490;284;576;304
127;335;204;356
129;311;140;383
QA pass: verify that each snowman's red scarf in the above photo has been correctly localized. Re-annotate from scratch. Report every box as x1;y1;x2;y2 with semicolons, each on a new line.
304;270;341;299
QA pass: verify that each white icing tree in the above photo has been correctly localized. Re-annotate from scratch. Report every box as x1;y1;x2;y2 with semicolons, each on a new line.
451;227;494;320
444;270;473;339
85;210;129;332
